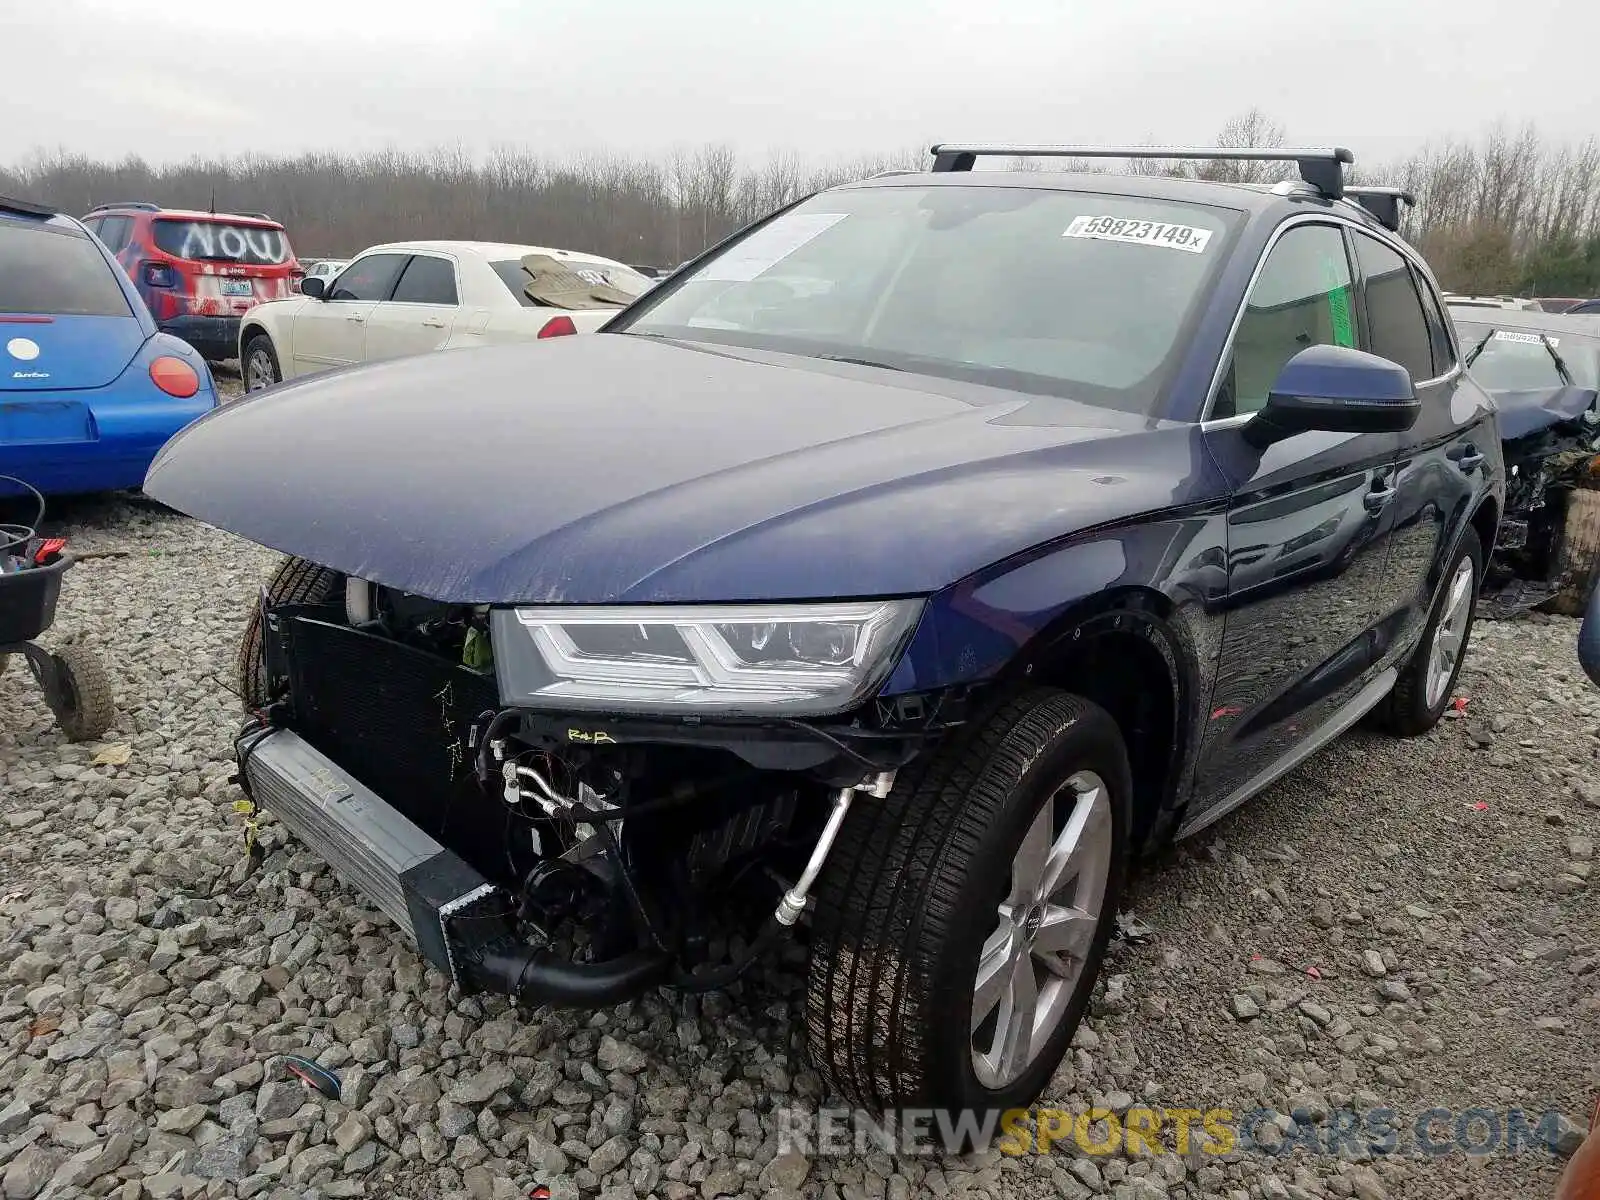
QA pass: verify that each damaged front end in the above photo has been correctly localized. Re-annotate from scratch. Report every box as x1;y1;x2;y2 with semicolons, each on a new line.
237;579;952;1009
1481;388;1600;616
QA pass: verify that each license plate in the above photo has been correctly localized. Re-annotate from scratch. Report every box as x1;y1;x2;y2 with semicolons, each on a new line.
221;280;254;297
0;401;92;443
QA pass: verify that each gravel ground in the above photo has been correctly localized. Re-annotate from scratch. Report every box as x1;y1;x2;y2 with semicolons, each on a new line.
1;498;1596;1200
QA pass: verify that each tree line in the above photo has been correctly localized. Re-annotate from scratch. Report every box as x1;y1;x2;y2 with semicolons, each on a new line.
5;111;1600;297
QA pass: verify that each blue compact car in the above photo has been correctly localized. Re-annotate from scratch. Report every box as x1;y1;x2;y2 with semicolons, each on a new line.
0;197;218;496
144;145;1505;1120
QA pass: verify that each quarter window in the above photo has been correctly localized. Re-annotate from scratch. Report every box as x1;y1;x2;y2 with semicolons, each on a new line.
1413;268;1455;375
1354;233;1434;381
329;254;408;302
390;255;459;305
1217;224;1355;418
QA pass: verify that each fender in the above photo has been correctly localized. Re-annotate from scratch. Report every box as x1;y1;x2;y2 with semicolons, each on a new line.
239;312;289;377
880;510;1232;846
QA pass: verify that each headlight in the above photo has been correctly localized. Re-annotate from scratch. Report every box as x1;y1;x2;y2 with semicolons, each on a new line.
489;600;923;716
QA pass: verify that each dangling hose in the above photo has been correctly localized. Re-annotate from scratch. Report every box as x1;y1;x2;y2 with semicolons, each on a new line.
0;475;46;564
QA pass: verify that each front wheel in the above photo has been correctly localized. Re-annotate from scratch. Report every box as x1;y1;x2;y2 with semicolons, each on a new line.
236;557;344;709
806;689;1130;1115
1378;528;1482;736
243;334;281;393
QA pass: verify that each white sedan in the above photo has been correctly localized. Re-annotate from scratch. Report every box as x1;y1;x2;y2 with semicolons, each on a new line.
238;240;654;391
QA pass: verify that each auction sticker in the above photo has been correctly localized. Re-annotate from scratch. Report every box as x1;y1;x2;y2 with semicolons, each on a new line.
1064;215;1213;253
1493;330;1557;346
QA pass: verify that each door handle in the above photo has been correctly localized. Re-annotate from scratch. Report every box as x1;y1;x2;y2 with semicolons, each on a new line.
422;319;446;329
346;314;365;324
1448;444;1484;472
1364;484;1396;513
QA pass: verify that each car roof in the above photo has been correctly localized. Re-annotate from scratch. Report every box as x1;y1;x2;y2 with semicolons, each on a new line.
92;205;285;228
833;169;1396;232
363;239;635;266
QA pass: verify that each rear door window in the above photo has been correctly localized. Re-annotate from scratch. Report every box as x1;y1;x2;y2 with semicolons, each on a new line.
0;223;131;317
1354;233;1435;381
329;254;409;301
390;255;459;305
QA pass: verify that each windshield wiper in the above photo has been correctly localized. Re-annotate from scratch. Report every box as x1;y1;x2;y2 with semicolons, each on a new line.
816;353;903;371
1464;330;1494;368
1540;333;1574;384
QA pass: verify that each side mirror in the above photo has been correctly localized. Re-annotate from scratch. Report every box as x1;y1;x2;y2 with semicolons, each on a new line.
300;276;326;300
1244;344;1419;449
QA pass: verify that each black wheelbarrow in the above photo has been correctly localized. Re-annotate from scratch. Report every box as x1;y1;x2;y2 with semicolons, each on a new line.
0;478;114;742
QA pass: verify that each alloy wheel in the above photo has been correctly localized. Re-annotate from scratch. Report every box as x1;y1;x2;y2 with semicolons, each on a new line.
1425;555;1475;710
246;349;277;392
971;769;1114;1090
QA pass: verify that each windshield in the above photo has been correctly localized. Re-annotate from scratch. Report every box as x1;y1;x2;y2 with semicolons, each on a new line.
491;258;653;307
1460;324;1600;389
616;185;1240;413
153;219;294;266
0;223;130;317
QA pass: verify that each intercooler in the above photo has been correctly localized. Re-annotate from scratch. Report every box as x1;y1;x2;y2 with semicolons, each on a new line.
241;725;494;976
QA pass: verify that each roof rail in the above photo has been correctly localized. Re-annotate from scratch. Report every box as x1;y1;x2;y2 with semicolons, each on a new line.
89;201;161;213
236;211;275;222
929;143;1356;199
1344;186;1415;233
0;195;57;219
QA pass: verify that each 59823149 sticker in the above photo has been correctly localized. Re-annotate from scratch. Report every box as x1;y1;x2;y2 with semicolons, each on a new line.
1492;330;1557;346
1063;215;1214;253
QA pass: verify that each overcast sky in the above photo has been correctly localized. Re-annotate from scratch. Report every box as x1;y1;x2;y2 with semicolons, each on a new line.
8;0;1596;171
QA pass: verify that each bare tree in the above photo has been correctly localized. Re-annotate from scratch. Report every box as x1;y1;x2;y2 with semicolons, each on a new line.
7;115;1600;290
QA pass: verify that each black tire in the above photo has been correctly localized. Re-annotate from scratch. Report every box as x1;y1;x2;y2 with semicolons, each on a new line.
1377;528;1483;737
807;688;1130;1115
47;642;115;743
237;557;344;709
243;334;281;394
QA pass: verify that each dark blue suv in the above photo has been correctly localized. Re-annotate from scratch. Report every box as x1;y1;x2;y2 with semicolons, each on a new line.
145;144;1503;1118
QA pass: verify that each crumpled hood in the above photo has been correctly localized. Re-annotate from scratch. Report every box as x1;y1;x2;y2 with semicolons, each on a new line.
145;336;1199;603
1494;384;1600;440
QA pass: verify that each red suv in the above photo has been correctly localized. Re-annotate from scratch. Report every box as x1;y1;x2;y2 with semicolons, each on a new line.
80;203;303;362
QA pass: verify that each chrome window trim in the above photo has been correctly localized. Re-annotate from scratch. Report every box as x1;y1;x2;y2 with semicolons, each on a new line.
1199;214;1455;428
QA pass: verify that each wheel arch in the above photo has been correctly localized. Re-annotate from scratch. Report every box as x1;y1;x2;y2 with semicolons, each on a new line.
983;587;1198;856
239;319;280;371
1470;492;1500;560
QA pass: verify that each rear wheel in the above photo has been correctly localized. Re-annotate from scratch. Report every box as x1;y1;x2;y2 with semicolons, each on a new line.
243;334;281;393
1378;529;1482;736
237;557;343;709
807;689;1129;1115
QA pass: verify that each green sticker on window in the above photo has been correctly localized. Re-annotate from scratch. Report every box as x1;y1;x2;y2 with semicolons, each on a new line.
1324;257;1355;347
